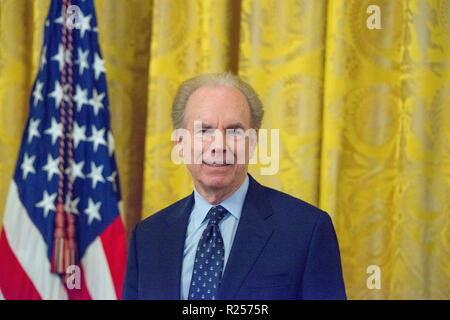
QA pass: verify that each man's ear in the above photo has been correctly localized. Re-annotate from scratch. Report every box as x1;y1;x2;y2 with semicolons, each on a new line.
171;128;190;162
175;135;184;158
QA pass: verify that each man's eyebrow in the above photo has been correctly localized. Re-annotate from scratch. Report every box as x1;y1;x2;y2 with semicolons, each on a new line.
226;123;245;129
201;123;214;129
196;123;245;129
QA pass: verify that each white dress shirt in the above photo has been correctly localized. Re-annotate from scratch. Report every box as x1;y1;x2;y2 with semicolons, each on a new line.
180;175;249;300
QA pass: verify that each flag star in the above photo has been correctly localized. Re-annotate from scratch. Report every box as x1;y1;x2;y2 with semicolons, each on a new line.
78;11;92;38
54;15;63;25
48;81;68;109
65;195;80;215
42;154;60;181
44;118;62;145
65;159;85;182
75;48;89;75
87;162;105;189
39;46;47;71
107;131;115;156
45;19;50;27
27;118;41;143
107;171;117;192
72;122;87;148
36;190;57;218
51;44;68;71
93;53;106;80
32;81;44;107
88;126;107;152
89;89;105;115
84;198;102;225
73;85;89;111
20;153;36;180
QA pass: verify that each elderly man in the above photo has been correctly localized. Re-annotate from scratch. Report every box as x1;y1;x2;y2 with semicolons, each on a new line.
122;73;346;300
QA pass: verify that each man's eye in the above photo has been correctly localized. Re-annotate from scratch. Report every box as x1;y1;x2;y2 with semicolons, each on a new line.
200;129;215;135
228;129;243;135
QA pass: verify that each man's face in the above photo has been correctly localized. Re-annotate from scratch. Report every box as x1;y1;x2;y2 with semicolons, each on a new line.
180;85;255;195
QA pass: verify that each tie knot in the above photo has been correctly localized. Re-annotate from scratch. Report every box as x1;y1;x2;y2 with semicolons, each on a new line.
206;205;227;225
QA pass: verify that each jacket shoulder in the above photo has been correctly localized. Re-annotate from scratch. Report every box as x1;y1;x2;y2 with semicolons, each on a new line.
135;193;192;232
261;184;329;223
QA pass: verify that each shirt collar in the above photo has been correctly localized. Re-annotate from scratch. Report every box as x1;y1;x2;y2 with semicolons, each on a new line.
192;175;249;229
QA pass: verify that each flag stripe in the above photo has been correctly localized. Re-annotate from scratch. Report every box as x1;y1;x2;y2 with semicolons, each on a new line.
64;265;92;300
81;237;116;299
2;181;68;300
100;215;127;299
0;229;42;300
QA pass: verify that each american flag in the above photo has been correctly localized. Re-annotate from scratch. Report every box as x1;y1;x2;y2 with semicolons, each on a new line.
0;0;126;299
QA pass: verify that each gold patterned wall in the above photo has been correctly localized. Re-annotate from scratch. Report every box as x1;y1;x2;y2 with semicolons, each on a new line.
0;0;448;299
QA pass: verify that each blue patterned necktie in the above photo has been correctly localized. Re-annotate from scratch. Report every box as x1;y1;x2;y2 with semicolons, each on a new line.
188;205;228;300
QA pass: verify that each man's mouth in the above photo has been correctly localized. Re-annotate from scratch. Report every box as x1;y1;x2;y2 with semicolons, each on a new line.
203;161;231;167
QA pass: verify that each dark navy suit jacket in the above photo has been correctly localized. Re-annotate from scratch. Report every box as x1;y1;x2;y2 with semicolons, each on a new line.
122;175;346;300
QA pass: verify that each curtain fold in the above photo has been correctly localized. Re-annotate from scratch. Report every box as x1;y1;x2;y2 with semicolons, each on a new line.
142;0;241;217
239;0;328;206
0;0;448;299
320;0;449;299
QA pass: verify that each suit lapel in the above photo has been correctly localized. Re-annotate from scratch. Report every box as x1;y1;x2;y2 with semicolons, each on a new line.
157;194;194;299
155;176;273;300
219;176;274;299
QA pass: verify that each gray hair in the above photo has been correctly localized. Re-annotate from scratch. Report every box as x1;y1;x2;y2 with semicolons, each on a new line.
171;72;264;129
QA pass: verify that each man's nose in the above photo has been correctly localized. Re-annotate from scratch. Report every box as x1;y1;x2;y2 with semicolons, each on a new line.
209;129;227;152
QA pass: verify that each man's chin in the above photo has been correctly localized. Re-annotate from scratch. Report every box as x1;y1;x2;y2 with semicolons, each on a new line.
201;175;233;190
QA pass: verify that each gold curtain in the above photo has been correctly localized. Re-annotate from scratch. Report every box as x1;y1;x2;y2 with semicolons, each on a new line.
0;0;448;300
